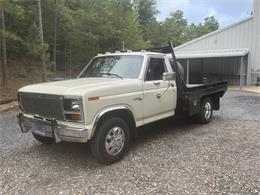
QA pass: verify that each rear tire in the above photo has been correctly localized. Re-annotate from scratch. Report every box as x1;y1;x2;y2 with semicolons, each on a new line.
32;132;53;144
90;117;130;165
194;97;213;124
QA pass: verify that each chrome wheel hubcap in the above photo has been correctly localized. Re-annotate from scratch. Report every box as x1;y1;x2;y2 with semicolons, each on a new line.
105;127;125;156
204;102;212;119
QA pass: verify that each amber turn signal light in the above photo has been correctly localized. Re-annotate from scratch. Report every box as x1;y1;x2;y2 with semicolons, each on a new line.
65;114;81;121
88;96;99;101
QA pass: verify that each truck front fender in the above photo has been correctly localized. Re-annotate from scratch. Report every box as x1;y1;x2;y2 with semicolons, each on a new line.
91;105;137;138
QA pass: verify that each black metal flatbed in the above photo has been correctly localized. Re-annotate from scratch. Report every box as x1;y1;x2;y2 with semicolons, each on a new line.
181;81;228;116
166;42;228;116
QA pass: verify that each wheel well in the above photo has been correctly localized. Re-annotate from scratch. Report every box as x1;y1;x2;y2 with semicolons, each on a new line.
201;93;221;110
94;109;137;139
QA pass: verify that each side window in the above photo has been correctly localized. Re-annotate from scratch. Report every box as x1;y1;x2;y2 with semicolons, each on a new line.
146;58;167;81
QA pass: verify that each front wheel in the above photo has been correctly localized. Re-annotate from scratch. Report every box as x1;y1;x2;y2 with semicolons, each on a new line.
90;117;130;164
194;97;213;124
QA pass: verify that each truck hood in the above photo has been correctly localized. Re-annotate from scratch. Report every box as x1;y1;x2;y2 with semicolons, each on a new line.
18;78;137;96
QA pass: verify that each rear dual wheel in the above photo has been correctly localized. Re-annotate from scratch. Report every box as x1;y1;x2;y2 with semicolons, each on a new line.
195;97;213;124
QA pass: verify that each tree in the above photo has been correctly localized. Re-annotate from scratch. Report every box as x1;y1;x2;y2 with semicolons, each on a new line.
134;0;158;26
162;10;188;46
160;11;219;47
0;4;7;85
0;8;2;85
134;0;160;46
53;0;57;74
37;0;47;81
0;0;219;79
187;16;219;39
203;16;219;33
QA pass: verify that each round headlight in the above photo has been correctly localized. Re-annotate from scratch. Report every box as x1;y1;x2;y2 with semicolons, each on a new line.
71;100;80;111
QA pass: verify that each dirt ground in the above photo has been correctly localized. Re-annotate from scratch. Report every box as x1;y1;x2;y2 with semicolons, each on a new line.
0;62;76;102
1;91;260;194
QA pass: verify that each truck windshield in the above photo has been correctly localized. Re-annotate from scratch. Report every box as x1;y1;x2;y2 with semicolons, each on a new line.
79;55;144;79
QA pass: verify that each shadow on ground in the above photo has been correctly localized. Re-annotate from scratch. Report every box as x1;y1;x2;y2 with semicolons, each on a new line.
27;116;197;167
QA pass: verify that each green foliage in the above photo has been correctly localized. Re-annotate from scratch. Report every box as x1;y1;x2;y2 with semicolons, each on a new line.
2;0;219;71
161;10;219;46
203;16;219;33
134;0;160;46
162;10;188;46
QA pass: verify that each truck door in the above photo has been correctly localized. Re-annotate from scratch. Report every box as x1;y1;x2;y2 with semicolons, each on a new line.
143;57;176;124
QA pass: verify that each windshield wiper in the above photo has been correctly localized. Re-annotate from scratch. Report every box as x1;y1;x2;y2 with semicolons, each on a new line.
98;72;123;79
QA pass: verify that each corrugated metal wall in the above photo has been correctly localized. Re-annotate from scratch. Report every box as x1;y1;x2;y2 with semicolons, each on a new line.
176;18;254;51
175;0;260;84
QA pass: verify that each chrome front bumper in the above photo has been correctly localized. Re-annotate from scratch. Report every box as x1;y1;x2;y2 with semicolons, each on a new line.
17;113;89;143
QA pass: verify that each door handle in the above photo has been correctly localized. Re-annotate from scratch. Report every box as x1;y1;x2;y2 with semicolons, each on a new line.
153;81;160;86
156;93;162;99
133;97;143;101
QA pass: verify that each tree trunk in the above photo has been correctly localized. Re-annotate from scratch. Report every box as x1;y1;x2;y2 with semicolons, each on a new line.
0;6;7;85
69;40;72;79
0;7;2;85
0;15;1;85
53;0;57;74
37;0;46;82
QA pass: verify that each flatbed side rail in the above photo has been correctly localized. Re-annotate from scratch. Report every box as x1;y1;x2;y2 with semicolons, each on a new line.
185;81;228;92
183;81;228;100
184;81;228;98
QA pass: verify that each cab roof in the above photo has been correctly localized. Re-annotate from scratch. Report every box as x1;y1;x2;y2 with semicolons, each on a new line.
96;51;166;57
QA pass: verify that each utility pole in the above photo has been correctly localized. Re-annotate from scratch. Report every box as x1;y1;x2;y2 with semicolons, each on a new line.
53;0;57;74
37;0;46;82
0;6;7;85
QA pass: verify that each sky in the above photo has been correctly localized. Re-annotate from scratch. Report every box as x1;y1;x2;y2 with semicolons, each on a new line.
156;0;254;27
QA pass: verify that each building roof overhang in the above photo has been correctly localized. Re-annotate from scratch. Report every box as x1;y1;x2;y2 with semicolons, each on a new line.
169;48;249;60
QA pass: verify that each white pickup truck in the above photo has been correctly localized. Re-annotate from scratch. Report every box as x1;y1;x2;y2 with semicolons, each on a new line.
17;43;227;164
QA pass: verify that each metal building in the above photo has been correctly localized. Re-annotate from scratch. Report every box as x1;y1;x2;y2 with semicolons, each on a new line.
174;0;260;86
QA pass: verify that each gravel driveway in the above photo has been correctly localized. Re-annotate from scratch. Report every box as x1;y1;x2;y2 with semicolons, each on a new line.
1;90;260;194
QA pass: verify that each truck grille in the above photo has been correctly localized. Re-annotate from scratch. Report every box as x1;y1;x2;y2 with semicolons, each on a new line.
20;93;64;120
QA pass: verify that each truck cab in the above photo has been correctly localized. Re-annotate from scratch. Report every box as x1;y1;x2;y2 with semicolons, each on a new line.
17;44;227;164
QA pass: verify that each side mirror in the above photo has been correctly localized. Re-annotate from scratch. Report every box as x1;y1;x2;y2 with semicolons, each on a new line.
163;72;176;81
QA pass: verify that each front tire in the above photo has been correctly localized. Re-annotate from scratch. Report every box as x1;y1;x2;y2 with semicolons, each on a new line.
90;117;130;164
32;132;53;144
194;97;213;124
